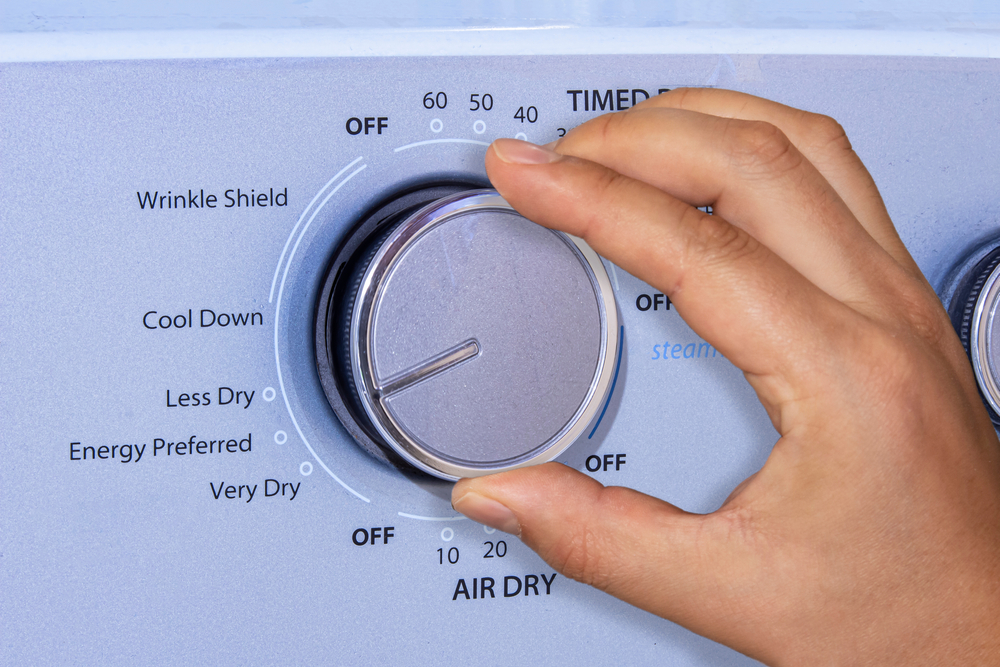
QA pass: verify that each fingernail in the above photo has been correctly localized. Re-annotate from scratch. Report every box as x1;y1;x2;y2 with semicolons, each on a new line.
491;138;562;165
452;491;521;536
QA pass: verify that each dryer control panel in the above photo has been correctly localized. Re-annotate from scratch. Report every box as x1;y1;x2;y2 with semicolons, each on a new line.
3;52;1000;666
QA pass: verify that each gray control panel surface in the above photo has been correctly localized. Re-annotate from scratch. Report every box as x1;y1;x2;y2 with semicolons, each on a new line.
3;53;1000;665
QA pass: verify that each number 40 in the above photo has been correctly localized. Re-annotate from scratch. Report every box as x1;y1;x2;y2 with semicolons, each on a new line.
514;106;538;123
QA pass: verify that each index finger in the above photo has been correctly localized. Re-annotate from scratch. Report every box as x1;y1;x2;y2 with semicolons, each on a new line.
486;139;858;409
642;88;919;274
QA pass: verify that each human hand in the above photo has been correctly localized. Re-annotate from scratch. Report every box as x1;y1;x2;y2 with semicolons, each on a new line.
452;89;1000;665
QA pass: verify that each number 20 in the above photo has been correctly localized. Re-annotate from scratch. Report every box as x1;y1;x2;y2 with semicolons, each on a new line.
483;540;507;558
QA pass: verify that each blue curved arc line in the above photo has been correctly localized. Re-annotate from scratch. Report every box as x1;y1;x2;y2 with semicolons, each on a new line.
589;325;624;440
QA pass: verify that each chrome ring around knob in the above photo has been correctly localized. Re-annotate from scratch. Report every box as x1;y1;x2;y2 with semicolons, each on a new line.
969;256;1000;417
947;243;1000;425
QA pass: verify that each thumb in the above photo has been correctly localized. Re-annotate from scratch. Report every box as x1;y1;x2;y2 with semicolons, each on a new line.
451;462;750;632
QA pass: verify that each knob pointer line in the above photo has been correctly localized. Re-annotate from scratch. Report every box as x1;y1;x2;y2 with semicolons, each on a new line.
372;339;481;400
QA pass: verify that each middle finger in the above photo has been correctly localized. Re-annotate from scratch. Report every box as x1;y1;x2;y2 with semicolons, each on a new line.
553;107;909;312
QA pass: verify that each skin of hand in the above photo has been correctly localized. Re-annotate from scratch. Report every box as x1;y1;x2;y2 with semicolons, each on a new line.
450;89;1000;666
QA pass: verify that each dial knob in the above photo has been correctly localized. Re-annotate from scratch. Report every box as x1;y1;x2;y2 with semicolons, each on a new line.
949;244;1000;425
316;187;619;480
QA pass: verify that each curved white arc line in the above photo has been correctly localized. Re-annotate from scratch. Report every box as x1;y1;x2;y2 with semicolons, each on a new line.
274;163;371;503
398;512;469;521
273;332;370;502
284;163;369;298
269;155;364;303
394;138;490;152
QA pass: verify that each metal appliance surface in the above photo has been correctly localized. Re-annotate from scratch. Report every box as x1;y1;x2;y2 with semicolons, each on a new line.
3;17;1000;666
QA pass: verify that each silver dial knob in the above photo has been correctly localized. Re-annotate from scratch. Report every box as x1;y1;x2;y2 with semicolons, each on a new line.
316;188;619;480
950;245;1000;424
